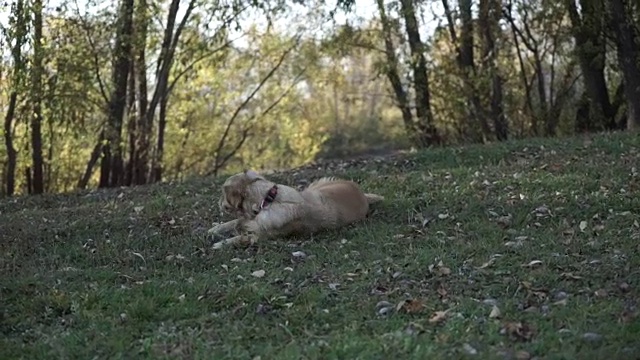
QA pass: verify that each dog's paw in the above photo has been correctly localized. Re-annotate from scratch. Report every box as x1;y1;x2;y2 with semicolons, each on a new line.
207;223;226;235
212;240;227;250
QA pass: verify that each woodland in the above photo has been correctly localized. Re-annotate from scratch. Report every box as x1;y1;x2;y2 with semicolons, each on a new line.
1;0;639;196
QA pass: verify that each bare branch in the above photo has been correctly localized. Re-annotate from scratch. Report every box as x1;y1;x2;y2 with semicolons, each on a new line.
212;35;302;171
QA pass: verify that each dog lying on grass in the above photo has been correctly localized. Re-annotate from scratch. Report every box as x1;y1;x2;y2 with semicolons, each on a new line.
208;170;384;249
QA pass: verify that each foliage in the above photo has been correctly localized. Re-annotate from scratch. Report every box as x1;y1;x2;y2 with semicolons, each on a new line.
1;0;640;195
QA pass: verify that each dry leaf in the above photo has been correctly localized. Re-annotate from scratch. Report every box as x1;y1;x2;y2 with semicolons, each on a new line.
560;272;583;280
428;309;450;324
515;350;531;360
134;206;144;213
522;260;543;268
478;258;496;269
579;220;588;232
501;321;534;341
251;270;266;278
594;289;608;298
489;305;501;319
398;299;425;314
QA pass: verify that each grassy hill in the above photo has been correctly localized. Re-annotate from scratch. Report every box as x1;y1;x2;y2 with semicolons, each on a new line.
2;132;639;359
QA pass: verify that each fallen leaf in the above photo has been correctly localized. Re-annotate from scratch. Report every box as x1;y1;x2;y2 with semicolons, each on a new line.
501;321;534;341
489;305;501;319
522;260;543;268
251;270;266;278
594;289;608;298
292;251;307;259
560;272;583;280
398;299;425;314
134;206;144;213
478;258;496;269
462;343;477;355
579;220;588;232
428;309;450;324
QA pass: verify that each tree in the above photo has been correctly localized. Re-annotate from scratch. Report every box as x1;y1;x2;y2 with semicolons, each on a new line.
1;0;29;196
398;0;441;146
566;0;616;132
608;0;640;130
99;0;134;188
479;0;508;140
30;0;45;194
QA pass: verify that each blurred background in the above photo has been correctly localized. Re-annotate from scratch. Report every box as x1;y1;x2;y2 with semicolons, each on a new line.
0;0;637;196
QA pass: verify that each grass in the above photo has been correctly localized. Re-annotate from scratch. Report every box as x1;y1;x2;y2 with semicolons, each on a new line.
1;132;640;359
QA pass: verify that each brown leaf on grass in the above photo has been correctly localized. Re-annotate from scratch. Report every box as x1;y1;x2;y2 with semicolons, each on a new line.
396;299;425;314
501;321;535;341
619;310;638;324
428;260;452;276
560;272;583;280
428;309;451;324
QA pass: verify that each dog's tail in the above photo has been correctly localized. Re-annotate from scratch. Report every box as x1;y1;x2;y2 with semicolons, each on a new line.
364;193;385;204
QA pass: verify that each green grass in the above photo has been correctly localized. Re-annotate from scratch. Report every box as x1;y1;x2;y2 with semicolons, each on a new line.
2;132;640;359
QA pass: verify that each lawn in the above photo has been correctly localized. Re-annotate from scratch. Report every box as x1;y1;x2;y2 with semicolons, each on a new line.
1;132;639;359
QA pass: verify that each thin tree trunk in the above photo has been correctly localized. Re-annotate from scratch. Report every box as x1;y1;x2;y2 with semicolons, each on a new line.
3;92;18;196
374;0;415;140
78;131;104;189
151;94;168;182
3;0;27;196
133;0;150;185
480;0;508;140
30;0;45;194
399;0;440;146
442;0;491;141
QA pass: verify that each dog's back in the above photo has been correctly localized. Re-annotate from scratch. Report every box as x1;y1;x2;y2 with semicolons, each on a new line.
301;178;376;228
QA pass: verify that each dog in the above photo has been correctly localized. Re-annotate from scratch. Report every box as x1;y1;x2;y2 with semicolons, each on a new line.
208;170;384;249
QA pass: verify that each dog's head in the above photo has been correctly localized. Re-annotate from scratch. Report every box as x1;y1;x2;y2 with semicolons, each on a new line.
218;170;266;218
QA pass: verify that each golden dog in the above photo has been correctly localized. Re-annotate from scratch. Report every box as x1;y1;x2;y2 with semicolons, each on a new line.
208;170;384;249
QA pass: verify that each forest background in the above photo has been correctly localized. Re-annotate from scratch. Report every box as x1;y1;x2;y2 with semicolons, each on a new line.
1;0;639;196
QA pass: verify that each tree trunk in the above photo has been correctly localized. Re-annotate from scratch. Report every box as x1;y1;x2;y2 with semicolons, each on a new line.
145;0;196;182
30;0;45;194
3;93;18;196
479;0;508;140
151;94;168;182
608;0;640;131
442;0;491;141
374;0;416;142
132;0;150;185
100;0;134;188
3;0;28;196
399;0;440;146
566;0;615;131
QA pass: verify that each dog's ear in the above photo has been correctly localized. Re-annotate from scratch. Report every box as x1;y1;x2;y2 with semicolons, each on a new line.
244;169;263;182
